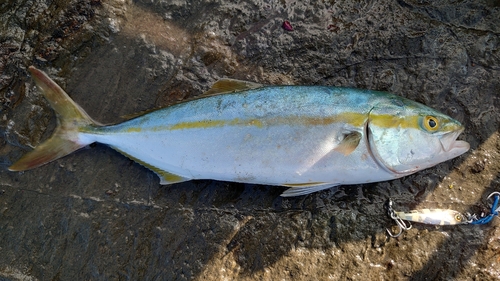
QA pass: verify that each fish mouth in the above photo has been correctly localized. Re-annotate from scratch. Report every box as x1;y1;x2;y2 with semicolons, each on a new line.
439;128;470;154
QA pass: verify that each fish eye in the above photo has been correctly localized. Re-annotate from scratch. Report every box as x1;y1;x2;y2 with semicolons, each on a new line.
455;214;462;221
423;116;439;132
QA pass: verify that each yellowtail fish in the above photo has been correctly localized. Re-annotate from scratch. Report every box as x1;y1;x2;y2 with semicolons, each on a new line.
8;66;470;197
395;209;470;225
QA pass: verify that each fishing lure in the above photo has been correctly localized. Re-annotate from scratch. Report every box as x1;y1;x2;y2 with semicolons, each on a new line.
394;209;470;225
387;192;500;238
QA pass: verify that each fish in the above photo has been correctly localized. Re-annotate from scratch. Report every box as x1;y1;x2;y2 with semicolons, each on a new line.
395;209;470;225
8;66;470;197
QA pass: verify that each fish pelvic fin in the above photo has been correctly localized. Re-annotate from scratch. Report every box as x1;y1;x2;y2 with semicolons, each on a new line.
9;66;100;171
281;183;339;197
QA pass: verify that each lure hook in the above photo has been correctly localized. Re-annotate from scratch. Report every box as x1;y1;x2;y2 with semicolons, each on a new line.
386;216;412;238
386;198;412;238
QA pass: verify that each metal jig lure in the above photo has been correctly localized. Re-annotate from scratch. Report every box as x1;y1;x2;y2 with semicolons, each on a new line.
386;192;500;238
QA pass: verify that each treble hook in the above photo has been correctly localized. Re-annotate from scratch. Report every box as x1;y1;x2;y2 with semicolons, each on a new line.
386;198;412;238
386;212;413;238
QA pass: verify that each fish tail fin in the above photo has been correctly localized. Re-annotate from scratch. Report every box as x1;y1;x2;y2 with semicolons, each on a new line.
9;66;101;171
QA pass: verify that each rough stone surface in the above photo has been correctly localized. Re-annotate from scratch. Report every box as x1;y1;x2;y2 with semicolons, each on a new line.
0;0;499;280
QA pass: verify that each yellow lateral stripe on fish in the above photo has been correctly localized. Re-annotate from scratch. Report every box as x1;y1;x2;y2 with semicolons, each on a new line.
113;114;368;133
121;114;427;133
167;114;408;130
395;209;469;225
9;67;470;197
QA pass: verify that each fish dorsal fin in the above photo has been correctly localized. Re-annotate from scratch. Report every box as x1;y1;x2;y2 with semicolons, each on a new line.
120;79;264;120
202;79;264;96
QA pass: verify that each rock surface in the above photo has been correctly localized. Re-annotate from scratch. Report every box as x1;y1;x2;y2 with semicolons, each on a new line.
0;0;499;280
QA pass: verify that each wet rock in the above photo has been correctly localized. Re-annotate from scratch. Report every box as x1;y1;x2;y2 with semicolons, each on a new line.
0;0;499;280
471;159;486;174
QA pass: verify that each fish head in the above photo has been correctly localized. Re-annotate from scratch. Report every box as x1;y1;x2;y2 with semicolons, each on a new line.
367;95;470;175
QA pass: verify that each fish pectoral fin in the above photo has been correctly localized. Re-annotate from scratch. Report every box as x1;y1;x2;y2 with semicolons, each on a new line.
203;79;264;96
281;182;339;197
333;131;361;156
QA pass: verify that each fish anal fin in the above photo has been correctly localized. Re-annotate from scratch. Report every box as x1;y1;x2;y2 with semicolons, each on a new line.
157;170;189;185
202;79;264;96
334;131;361;156
281;183;339;197
110;146;190;185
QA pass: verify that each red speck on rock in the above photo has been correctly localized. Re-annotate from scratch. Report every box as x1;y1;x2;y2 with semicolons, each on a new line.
282;20;293;31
